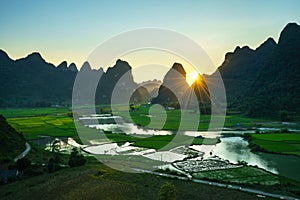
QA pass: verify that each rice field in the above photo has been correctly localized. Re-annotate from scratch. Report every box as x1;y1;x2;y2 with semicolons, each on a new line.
251;133;300;156
192;166;280;185
0;108;77;140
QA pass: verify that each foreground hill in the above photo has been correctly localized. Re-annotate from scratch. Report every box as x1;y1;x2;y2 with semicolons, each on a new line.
0;163;258;200
0;115;25;163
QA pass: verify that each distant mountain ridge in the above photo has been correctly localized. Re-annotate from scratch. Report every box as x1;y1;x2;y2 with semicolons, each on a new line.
0;50;78;107
152;22;300;118
0;22;299;119
0;52;139;107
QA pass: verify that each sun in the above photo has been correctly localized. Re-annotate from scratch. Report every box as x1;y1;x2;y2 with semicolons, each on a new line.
186;72;199;86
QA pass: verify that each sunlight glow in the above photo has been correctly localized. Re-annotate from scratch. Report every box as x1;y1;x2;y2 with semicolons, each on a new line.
186;72;199;86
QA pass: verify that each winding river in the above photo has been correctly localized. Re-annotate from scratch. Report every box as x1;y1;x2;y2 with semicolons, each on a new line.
82;115;300;182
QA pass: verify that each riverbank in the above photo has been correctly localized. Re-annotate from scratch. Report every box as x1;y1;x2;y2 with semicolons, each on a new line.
245;133;300;157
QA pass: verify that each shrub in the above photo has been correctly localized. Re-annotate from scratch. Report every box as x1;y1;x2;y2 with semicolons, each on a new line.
68;148;86;167
158;182;176;200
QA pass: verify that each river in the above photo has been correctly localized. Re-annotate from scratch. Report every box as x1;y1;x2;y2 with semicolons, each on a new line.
206;137;300;182
82;114;300;182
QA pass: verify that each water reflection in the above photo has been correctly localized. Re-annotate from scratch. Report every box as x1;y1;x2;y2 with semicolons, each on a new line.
213;137;278;174
81;115;300;181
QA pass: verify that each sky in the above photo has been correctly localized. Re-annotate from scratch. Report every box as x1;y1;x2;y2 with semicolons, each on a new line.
0;0;299;82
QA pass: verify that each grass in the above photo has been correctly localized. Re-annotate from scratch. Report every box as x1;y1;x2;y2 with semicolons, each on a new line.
26;142;70;164
0;107;70;118
250;133;300;156
0;107;219;153
0;107;220;146
1;107;299;155
0;108;77;140
193;166;279;185
115;104;275;131
0;162;260;200
192;166;300;198
6;115;77;140
0;106;290;141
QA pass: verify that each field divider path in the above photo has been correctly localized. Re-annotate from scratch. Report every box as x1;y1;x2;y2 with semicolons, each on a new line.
133;168;299;200
14;142;31;162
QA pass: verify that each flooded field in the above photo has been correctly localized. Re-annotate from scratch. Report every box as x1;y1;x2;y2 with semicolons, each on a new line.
49;114;300;182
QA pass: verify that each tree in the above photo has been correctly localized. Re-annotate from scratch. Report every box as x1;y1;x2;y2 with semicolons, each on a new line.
68;148;86;167
158;182;176;200
47;158;55;173
280;110;289;121
47;152;62;173
16;157;31;171
51;139;61;152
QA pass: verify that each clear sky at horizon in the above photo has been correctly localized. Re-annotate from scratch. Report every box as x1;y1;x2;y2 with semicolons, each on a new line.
0;0;299;81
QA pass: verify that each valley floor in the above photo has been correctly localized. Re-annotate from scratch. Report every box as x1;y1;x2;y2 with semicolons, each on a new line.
1;107;300;199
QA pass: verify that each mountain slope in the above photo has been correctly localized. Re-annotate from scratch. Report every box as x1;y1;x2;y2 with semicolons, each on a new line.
0;51;78;107
245;23;300;117
0;115;26;163
152;63;191;108
95;59;137;104
210;38;276;103
152;63;211;112
191;74;211;114
210;22;300;118
0;52;139;107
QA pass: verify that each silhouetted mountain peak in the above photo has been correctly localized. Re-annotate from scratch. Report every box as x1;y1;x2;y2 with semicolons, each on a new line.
152;62;190;105
256;37;276;51
234;45;253;53
0;49;11;60
161;63;187;83
116;59;126;64
265;37;276;45
278;22;300;45
104;59;132;77
57;61;68;71
171;63;186;76
115;59;131;70
255;37;277;57
25;52;45;63
221;45;254;67
80;61;92;72
68;63;78;72
98;67;104;73
234;46;241;51
226;46;254;61
0;49;13;65
95;60;136;104
281;22;299;34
